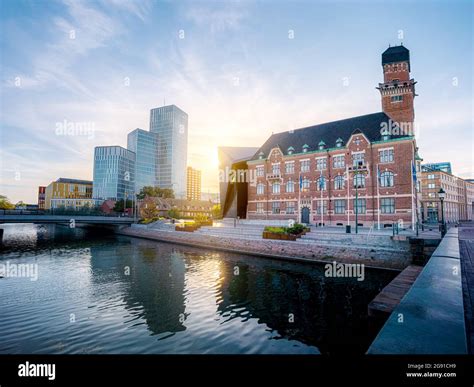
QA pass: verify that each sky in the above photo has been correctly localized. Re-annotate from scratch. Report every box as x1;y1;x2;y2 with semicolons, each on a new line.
0;0;472;203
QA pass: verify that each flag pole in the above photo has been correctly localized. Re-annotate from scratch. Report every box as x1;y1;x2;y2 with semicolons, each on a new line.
346;165;350;226
377;164;380;230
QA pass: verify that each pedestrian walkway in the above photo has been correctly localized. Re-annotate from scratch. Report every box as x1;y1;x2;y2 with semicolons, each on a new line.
459;221;474;354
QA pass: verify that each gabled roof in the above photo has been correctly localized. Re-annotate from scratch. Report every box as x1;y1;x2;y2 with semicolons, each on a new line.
250;112;404;160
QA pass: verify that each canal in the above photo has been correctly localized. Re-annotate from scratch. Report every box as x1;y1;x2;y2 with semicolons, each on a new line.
0;224;397;354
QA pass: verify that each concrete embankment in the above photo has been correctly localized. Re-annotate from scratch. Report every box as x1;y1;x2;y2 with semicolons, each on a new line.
116;226;411;270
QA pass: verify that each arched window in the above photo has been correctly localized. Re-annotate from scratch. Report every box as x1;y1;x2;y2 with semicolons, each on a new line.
334;175;345;190
317;177;326;191
380;171;394;187
353;174;365;188
272;182;280;194
257;183;265;195
286;180;295;193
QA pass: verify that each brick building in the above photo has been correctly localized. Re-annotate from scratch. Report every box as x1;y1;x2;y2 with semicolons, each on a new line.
420;170;474;223
246;45;421;228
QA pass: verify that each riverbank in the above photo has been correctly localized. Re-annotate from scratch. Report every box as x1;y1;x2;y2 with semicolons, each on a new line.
117;225;411;270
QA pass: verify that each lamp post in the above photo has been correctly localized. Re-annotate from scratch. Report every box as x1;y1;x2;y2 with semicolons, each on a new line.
438;188;446;237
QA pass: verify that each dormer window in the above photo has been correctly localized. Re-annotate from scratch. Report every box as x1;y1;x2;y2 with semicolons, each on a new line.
335;138;343;148
381;129;391;141
302;144;309;153
287;146;294;155
258;151;264;160
318;140;326;150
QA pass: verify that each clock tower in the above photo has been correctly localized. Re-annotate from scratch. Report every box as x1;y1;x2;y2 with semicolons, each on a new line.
377;44;416;128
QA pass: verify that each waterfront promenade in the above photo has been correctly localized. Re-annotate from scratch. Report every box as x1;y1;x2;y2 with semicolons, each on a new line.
118;220;413;270
459;222;474;353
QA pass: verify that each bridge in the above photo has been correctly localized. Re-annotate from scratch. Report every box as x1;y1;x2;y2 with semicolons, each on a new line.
0;214;135;225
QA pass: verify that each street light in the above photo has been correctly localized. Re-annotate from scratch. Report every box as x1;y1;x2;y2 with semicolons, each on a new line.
438;188;446;237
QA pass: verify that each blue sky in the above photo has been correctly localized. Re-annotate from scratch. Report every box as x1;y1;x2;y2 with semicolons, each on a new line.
0;0;472;203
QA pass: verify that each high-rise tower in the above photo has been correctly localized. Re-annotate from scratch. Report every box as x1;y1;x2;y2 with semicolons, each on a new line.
378;45;416;126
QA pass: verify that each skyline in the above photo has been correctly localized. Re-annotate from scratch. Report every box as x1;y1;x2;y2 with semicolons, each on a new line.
1;0;473;203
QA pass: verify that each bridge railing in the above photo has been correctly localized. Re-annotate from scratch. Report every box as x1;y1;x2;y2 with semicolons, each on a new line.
0;209;130;217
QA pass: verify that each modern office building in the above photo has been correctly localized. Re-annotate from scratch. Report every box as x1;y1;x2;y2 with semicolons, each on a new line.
127;128;159;194
420;170;474;223
44;178;93;210
421;162;452;174
92;146;136;203
246;45;422;228
218;146;259;218
149;105;188;198
38;186;46;210
186;167;202;201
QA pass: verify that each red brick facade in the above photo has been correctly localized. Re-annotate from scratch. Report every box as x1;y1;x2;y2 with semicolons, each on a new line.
247;137;417;227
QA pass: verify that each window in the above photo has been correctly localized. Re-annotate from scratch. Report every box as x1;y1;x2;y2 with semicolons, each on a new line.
257;183;265;195
302;178;310;190
352;152;365;167
301;160;310;172
353;174;365;188
286;202;296;214
427;174;435;180
285;162;295;174
272;182;280;194
316;158;327;170
272;164;280;175
256;166;264;177
428;183;435;189
69;184;75;193
391;95;403;102
353;199;366;214
333;155;345;169
334;175;345;190
428;193;435;198
316;177;326;191
286;180;295;193
380;171;394;187
316;201;327;214
272;202;281;214
381;198;395;214
334;199;346;214
256;202;264;214
379;149;394;163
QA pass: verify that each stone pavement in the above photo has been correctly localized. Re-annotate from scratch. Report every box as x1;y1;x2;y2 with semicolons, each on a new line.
459;222;474;354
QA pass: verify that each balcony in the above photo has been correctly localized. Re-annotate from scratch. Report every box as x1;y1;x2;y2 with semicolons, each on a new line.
348;162;368;172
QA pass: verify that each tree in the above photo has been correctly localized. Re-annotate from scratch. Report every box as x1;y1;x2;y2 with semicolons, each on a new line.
0;195;15;210
113;199;133;212
140;197;159;219
167;208;181;219
136;186;174;200
212;204;222;219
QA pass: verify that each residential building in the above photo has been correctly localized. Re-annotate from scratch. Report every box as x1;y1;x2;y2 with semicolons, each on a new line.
92;146;136;203
420;170;474;223
44;178;93;210
127;128;159;194
149;104;188;198
38;186;46;210
421;162;452;174
186;167;201;201
139;197;213;218
246;45;421;228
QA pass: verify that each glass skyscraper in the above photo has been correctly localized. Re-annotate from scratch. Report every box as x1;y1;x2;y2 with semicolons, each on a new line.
127;128;159;194
149;105;188;198
92;146;136;202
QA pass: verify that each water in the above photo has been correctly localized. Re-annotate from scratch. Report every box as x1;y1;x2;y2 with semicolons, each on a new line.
0;224;396;354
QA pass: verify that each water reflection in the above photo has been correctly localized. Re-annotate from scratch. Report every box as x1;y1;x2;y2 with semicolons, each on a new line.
0;224;396;354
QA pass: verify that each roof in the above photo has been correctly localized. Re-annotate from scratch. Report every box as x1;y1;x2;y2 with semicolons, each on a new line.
250;112;405;160
56;178;93;185
382;45;410;66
